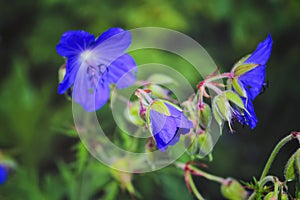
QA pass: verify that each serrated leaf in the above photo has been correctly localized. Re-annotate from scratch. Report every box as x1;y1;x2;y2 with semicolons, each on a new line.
234;63;259;77
150;101;171;116
223;90;245;109
232;78;247;98
284;148;300;181
198;103;212;129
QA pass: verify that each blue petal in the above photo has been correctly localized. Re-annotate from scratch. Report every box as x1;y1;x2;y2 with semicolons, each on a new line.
234;99;258;129
244;34;273;66
150;102;193;151
150;109;168;135
72;64;110;112
107;54;137;88
56;30;95;57
239;65;266;100
58;56;81;94
94;28;124;46
89;29;132;66
0;165;7;184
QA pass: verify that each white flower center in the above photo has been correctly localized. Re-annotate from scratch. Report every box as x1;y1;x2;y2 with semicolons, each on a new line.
80;50;93;63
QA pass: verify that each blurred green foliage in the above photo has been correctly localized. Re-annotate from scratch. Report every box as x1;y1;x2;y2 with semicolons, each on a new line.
0;0;299;199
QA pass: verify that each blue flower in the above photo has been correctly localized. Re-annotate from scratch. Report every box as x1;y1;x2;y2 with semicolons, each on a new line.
56;28;137;112
149;101;193;151
0;165;7;184
232;35;273;128
238;34;273;100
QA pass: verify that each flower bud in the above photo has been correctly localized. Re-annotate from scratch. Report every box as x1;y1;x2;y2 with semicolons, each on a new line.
263;192;288;200
221;178;247;200
198;132;213;157
124;101;145;126
148;84;170;99
198;103;212;129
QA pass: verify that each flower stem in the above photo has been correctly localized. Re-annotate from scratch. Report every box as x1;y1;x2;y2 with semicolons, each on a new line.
205;72;232;83
259;133;295;180
175;162;225;184
186;172;205;200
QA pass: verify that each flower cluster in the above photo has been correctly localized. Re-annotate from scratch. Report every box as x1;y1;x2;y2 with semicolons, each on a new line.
56;29;272;152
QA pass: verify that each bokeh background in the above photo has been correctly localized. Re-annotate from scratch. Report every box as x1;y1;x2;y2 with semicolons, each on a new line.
0;0;299;199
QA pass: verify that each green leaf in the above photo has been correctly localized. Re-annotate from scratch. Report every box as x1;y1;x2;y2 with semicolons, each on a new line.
234;63;259;77
150;100;171;116
223;90;245;109
284;148;300;181
198;103;212;129
232;78;247;98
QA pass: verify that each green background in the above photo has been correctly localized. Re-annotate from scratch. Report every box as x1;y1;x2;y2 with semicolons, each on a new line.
0;0;299;199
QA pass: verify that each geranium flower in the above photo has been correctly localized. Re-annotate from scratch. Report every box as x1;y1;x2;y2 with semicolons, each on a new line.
0;165;7;184
56;28;137;111
232;35;273;128
149;101;193;151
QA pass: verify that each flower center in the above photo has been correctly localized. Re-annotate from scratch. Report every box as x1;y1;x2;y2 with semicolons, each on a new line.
86;64;108;93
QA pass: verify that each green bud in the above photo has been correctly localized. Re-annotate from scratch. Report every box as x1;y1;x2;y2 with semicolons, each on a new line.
58;63;66;83
263;192;289;200
124;101;145;126
184;133;198;155
148;84;169;99
284;148;300;181
221;178;247;200
198;132;213;157
213;95;232;122
198;103;212;129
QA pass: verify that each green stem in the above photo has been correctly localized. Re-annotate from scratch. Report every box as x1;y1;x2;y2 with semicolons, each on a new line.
189;165;225;184
259;134;294;180
175;162;225;184
186;172;205;200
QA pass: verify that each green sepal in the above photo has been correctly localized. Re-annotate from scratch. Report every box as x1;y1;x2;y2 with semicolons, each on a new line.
234;63;259;77
284;148;300;181
198;103;212;129
232;78;247;98
221;178;247;200
223;91;245;109
213;95;232;122
212;103;223;127
150;100;171;116
233;54;251;67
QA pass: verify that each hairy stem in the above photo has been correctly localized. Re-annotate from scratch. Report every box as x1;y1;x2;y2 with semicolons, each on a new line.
259;133;295;180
